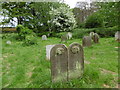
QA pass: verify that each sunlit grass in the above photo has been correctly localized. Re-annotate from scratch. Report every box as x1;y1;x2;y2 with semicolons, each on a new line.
2;33;118;88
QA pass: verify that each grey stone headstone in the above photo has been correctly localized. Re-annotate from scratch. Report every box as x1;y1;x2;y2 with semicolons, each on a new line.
46;45;55;60
93;33;99;43
115;31;120;42
68;42;84;80
82;36;92;47
67;32;72;40
42;35;47;40
6;40;11;45
50;44;68;83
61;35;67;42
90;32;94;40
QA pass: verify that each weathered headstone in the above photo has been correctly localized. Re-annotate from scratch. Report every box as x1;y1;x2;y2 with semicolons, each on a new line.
93;33;99;43
61;35;67;42
6;40;11;45
42;35;47;40
46;45;55;60
67;32;72;40
68;43;84;79
90;32;94;40
115;31;120;42
50;44;68;82
82;36;92;47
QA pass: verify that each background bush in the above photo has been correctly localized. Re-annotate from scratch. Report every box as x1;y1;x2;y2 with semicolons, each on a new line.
85;12;104;28
73;26;119;38
16;24;33;40
23;35;37;46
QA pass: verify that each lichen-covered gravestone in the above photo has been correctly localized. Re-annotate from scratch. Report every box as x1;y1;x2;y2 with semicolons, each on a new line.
46;45;55;60
50;44;68;82
90;32;94;40
82;36;92;47
68;43;84;79
115;31;120;42
67;32;72;40
61;35;67;42
93;33;99;43
42;35;47;40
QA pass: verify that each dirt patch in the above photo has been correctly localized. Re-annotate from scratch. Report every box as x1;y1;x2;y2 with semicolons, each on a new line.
3;53;15;58
103;84;111;88
100;68;117;75
115;84;119;88
115;47;120;48
26;72;32;78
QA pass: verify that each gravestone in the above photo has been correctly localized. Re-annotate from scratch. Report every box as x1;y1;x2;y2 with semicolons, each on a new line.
68;43;84;79
50;44;68;82
90;32;94;40
46;45;55;60
93;33;99;43
115;31;120;42
82;36;92;47
61;35;67;42
42;35;47;40
6;40;11;45
67;32;72;40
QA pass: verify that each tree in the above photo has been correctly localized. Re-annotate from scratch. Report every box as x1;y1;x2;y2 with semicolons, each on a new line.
49;4;77;32
29;2;63;33
97;2;119;27
85;12;103;28
1;2;32;25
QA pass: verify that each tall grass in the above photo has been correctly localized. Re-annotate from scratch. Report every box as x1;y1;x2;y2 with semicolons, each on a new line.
2;33;118;88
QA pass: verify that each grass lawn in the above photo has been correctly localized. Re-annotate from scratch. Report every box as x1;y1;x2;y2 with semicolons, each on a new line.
1;33;118;88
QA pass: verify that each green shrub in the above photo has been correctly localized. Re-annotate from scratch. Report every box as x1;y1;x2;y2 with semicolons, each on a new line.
96;26;119;37
85;13;103;28
73;28;93;38
73;26;119;38
23;35;37;46
16;24;33;40
16;24;24;33
54;32;67;38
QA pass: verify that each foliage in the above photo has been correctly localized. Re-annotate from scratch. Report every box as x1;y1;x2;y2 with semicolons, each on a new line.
96;2;119;27
73;26;118;38
1;2;32;25
23;35;37;46
85;12;103;28
1;2;63;33
29;2;63;33
53;32;67;38
16;24;33;40
49;5;77;32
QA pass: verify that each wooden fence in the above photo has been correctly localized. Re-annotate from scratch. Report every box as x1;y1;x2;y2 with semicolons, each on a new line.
0;27;17;33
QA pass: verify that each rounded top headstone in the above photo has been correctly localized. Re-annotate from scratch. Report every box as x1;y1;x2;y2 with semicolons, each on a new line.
42;35;47;40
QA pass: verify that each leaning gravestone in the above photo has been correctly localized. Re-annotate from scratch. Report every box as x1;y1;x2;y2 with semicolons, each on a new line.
46;45;55;60
68;43;84;79
61;35;67;42
50;44;68;83
82;36;92;47
67;32;72;40
93;33;99;43
42;35;47;40
115;31;120;42
89;32;94;40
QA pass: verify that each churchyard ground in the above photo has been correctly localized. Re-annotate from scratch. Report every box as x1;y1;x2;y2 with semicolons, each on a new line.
1;33;118;88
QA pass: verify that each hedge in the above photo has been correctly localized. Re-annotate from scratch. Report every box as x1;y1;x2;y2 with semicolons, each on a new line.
72;26;119;39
